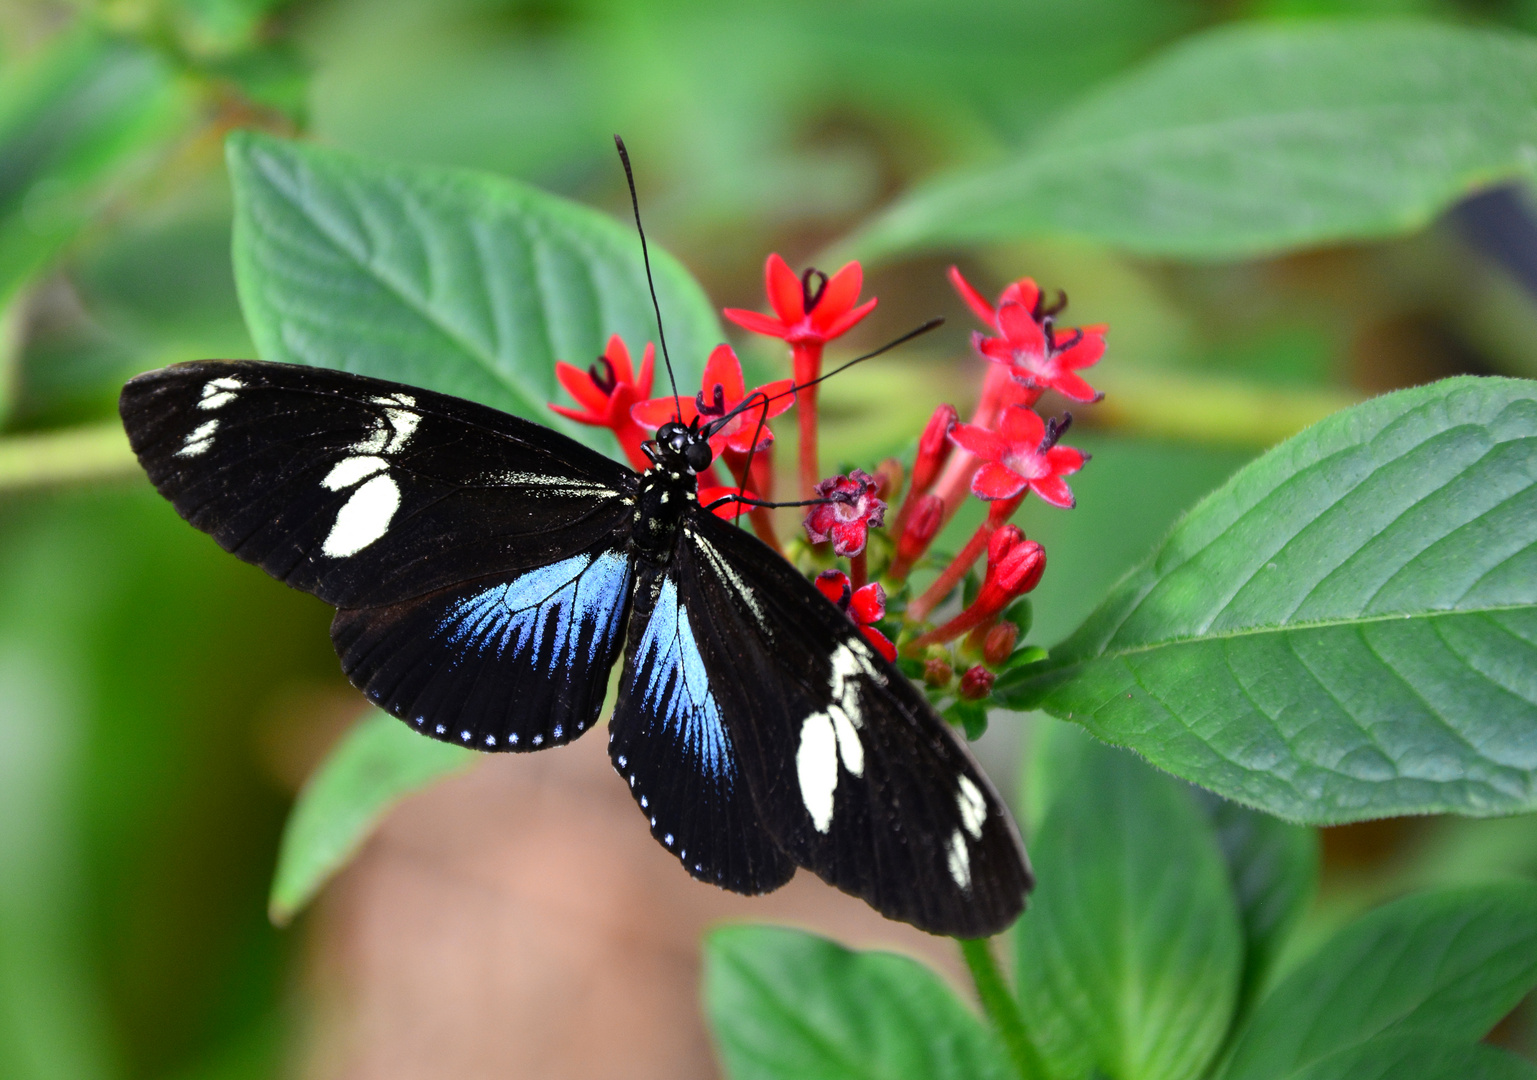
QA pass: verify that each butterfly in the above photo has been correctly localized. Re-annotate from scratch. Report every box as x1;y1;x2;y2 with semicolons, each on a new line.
121;361;1031;939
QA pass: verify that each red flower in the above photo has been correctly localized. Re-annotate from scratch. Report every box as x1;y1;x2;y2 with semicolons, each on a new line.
631;344;794;456
815;570;897;661
804;469;886;557
950;266;1105;404
550;334;655;469
725;254;878;349
948;406;1085;509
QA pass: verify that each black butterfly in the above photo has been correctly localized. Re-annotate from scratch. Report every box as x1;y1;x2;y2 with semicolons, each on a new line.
119;358;1031;936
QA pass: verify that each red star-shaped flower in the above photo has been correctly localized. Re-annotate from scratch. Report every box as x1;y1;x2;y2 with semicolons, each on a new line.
630;344;795;456
803;469;886;557
949;266;1105;404
815;570;897;661
724;254;878;349
550;334;654;468
948;406;1085;508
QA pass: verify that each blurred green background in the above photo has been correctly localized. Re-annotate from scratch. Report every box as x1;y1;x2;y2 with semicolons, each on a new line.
4;0;1537;1076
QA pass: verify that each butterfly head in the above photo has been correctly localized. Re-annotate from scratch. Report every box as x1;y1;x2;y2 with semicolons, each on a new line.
647;418;714;475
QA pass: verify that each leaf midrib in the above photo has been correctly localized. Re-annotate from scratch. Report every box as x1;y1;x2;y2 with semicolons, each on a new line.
1043;600;1537;672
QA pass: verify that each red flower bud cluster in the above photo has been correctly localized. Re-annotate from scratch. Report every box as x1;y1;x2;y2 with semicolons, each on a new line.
815;570;897;661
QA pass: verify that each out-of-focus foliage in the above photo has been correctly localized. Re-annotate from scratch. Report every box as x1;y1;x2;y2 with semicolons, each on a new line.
2;0;1536;1076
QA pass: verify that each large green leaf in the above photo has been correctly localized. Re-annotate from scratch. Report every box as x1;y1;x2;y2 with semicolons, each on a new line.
843;21;1537;263
268;710;473;924
228;131;717;446
1284;1034;1537;1080
1014;726;1242;1080
1000;376;1537;824
1191;790;1318;1012
703;924;1011;1080
1217;882;1537;1080
0;29;190;307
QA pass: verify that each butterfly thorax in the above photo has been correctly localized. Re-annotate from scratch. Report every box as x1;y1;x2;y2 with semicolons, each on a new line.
630;419;711;563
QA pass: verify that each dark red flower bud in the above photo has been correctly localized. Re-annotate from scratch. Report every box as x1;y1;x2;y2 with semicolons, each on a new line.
982;621;1019;667
911;404;958;495
958;665;995;700
971;527;1045;619
924;658;954;687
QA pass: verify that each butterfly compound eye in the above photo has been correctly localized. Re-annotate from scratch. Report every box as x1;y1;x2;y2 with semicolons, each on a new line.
685;440;712;473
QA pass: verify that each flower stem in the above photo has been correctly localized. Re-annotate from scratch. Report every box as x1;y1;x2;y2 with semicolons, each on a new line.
798;382;819;500
908;522;990;623
849;549;867;591
958;937;1043;1080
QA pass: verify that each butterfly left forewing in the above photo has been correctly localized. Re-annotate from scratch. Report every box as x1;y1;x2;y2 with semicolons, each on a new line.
678;512;1032;937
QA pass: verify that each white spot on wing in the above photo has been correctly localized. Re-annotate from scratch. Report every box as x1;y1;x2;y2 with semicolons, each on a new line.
829;706;863;777
492;471;617;497
176;419;219;457
197;376;244;411
322;474;400;557
947;829;972;889
689;532;768;629
321;455;387;491
957;775;987;840
797;712;839;832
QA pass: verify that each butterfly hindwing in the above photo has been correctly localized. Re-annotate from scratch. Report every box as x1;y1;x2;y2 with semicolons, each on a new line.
333;540;634;750
676;511;1032;938
609;563;796;894
120;360;636;609
121;360;640;748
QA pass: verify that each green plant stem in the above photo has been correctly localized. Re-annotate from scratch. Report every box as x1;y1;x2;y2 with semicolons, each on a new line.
958;936;1044;1080
0;422;139;492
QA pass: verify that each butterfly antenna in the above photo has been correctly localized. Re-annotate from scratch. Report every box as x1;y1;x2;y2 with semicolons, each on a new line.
614;134;682;422
717;317;944;526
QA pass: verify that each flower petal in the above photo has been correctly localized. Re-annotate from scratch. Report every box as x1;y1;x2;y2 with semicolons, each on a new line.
972;461;1029;501
723;308;791;339
821;296;878;341
1056;333;1105;371
860;625;898;662
631;396;696;430
830;520;868;556
1051;372;1101;403
766;253;804;323
636;344;656;397
997;405;1045;447
850;582;886;624
1030;474;1076;508
948;266;997;325
549;403;601;426
974;332;1015;364
997;302;1046;356
603;334;634;383
998;278;1041;313
554;361;608;414
702;343;746;402
1045;445;1086;475
815;570;851;605
810;261;864;333
948;423;1007;461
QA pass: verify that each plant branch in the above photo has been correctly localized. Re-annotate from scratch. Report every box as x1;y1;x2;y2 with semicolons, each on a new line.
958;936;1044;1080
0;422;139;492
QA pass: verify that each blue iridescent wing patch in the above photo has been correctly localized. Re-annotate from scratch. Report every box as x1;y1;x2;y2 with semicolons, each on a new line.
333;540;635;753
609;565;795;894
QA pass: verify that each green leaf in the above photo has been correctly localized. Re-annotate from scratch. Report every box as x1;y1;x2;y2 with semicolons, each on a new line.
227;131;717;446
844;21;1537;263
1283;1035;1537;1080
1217;882;1537;1080
268;710;473;924
1191;791;1318;1012
1000;376;1537;824
1013;725;1242;1080
0;29;190;305
703;924;1011;1080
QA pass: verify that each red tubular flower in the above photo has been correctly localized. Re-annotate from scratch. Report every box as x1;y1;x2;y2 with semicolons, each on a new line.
949;405;1085;509
550;334;655;470
950;266;1105;404
803;469;885;558
888;493;943;582
908;525;1045;649
725;254;878;500
910;403;957;496
815;570;897;661
630;344;795;456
